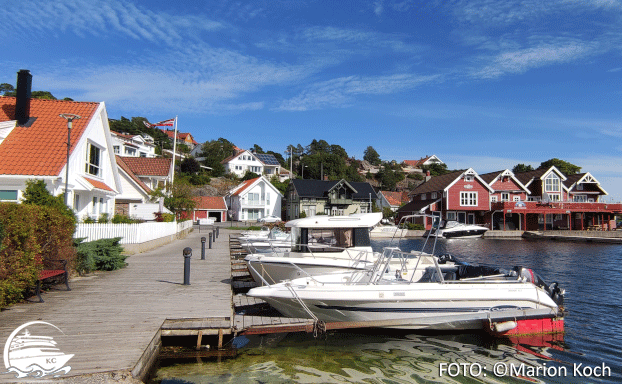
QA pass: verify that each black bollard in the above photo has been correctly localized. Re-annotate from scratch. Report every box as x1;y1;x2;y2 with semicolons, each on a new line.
183;247;192;285
208;232;212;249
201;237;206;260
216;227;220;238
212;228;216;242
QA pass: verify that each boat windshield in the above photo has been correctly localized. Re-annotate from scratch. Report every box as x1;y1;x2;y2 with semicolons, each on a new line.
291;227;371;252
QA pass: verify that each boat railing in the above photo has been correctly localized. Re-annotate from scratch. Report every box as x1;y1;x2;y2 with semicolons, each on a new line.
246;258;325;286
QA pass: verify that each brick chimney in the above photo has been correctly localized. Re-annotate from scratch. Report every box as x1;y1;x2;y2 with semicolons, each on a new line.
425;170;431;182
15;69;32;125
324;176;329;181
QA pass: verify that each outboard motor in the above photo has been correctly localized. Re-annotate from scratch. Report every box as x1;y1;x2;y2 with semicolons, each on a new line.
514;267;565;307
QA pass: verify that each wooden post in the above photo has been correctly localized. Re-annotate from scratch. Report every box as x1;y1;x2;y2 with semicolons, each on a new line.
196;330;203;350
218;328;224;349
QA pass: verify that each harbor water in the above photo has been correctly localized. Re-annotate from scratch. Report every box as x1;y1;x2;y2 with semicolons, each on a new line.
150;238;622;383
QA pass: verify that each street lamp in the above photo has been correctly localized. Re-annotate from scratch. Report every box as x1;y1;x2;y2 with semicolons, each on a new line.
59;113;81;206
302;165;308;179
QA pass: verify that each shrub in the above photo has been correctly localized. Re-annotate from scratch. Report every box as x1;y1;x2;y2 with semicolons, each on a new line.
74;237;126;274
98;213;110;223
111;214;143;224
154;212;176;222
0;203;75;308
83;216;96;223
405;222;425;230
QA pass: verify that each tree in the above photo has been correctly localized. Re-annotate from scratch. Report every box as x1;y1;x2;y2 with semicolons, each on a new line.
512;164;534;173
0;83;15;96
421;163;448;176
180;158;201;174
252;144;265;154
201;138;236;177
363;146;381;166
31;91;56;100
150;179;196;220
241;171;260;181
22;179;75;223
538;158;581;175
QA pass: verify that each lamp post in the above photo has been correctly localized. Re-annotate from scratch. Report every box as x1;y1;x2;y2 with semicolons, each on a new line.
302;165;308;179
59;113;81;206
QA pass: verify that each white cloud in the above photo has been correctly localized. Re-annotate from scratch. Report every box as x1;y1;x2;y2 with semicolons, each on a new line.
473;43;593;78
276;73;440;111
374;1;384;17
0;0;223;46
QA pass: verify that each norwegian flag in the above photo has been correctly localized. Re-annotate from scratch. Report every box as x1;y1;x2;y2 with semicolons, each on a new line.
143;118;175;128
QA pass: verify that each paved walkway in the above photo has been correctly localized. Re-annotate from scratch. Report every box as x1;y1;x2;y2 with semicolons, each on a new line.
0;226;232;382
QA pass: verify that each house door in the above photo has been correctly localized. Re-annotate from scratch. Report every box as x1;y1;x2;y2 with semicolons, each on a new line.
467;213;475;224
457;212;466;223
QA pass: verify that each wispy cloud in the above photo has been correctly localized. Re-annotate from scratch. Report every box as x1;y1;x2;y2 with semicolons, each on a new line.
472;42;593;78
276;73;440;111
0;0;223;46
374;1;385;17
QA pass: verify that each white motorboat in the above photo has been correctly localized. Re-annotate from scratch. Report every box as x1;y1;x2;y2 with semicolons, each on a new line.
247;247;565;331
428;220;488;238
245;213;384;285
240;228;292;253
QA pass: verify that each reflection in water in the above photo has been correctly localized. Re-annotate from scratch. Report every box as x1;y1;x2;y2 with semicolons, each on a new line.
151;239;622;384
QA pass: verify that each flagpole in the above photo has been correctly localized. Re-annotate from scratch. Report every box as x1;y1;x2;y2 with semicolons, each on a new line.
170;116;178;187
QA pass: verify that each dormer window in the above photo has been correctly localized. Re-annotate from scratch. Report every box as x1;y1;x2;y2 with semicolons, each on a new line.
86;143;101;177
464;175;474;182
545;173;560;192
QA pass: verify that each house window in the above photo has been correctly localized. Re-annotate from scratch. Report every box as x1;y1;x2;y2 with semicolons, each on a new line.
545;173;560;192
140;152;147;157
303;205;316;216
577;184;583;191
113;146;120;154
501;193;509;202
0;190;18;201
73;194;80;211
490;196;498;202
460;192;478;206
421;194;426;200
574;195;587;202
513;196;520;202
431;192;437;199
464;175;474;182
247;193;260;205
549;194;561;202
446;211;456;221
86;143;101;177
251;166;261;173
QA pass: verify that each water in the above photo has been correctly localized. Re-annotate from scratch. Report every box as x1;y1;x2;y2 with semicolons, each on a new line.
150;238;622;383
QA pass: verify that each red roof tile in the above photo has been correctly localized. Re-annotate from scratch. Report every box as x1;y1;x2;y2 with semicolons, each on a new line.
116;156;152;194
0;97;99;176
381;191;408;206
117;156;171;177
83;176;115;192
192;196;227;210
231;177;259;196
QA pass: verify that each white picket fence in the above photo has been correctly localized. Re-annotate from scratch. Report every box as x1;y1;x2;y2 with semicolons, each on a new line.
75;220;193;244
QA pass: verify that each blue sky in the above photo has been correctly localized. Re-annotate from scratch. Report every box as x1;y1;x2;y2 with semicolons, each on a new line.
2;0;622;198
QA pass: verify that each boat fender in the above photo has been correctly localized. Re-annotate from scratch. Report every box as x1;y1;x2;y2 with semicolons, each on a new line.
492;320;518;333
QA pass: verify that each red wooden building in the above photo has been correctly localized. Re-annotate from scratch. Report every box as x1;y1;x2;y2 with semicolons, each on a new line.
398;166;622;231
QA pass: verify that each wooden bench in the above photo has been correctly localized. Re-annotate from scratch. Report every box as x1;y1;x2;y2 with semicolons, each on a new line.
35;259;71;303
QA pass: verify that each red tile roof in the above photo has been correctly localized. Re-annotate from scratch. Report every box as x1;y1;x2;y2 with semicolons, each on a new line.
231;177;259;196
116;156;152;194
403;156;432;168
0;97;99;176
83;177;115;192
192;196;227;210
381;191;408;206
117;156;171;176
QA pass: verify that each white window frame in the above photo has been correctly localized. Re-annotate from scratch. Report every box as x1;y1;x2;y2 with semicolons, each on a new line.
490;195;498;202
545;173;560;193
464;175;474;182
86;142;102;177
460;191;478;207
573;195;587;202
513;196;521;202
0;190;18;201
446;211;456;221
501;192;509;202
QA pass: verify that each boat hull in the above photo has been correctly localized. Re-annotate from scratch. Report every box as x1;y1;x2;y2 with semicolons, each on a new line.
248;280;560;330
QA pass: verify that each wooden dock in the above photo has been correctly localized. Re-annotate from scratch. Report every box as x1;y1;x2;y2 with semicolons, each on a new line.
0;226;234;382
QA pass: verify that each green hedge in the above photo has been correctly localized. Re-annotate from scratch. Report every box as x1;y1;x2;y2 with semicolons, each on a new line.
74;237;127;274
0;203;76;308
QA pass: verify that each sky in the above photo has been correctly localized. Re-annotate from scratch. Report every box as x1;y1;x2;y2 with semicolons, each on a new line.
2;0;622;199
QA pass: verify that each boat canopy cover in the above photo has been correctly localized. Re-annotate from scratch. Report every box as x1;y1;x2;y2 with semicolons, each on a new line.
285;212;383;229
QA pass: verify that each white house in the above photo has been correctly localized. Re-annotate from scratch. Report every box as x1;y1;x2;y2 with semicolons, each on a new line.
227;176;283;221
222;149;281;178
0;70;120;221
111;131;156;158
116;156;172;191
